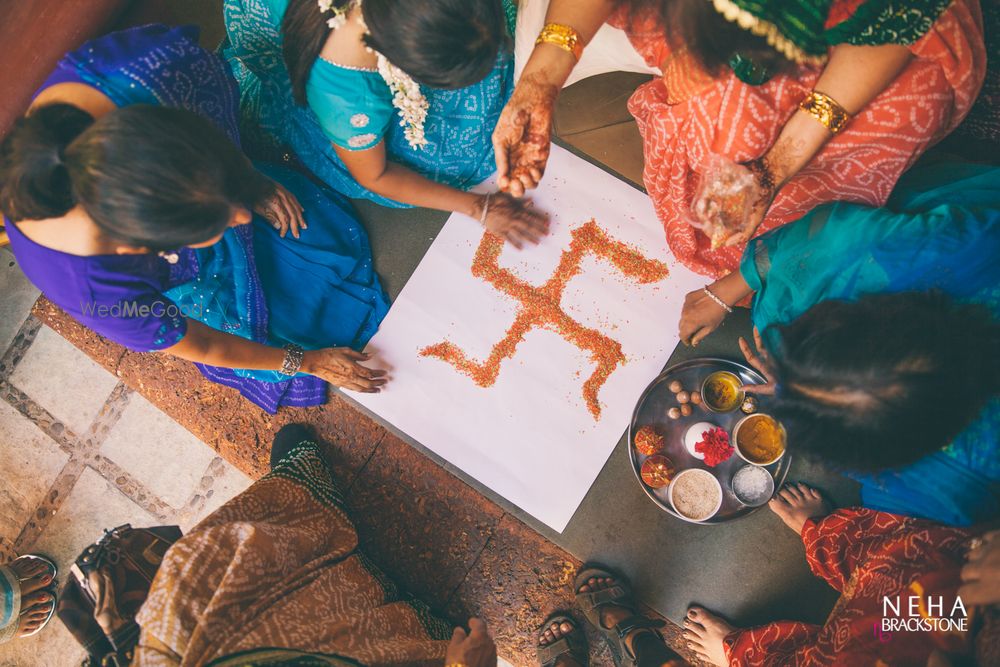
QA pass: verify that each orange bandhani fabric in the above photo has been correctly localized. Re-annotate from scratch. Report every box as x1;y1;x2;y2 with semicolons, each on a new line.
724;508;977;666
134;443;451;667
612;0;986;277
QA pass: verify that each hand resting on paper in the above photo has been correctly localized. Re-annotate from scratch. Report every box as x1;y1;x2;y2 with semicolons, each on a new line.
302;348;387;393
479;192;551;249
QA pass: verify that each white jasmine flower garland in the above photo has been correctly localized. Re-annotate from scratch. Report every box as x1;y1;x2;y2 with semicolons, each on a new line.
320;0;430;150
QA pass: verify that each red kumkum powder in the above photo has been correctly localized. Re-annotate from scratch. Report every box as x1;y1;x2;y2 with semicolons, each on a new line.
420;220;670;419
694;427;734;467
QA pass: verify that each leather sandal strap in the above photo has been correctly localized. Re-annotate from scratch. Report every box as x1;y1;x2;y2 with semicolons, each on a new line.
577;584;630;613
537;636;574;666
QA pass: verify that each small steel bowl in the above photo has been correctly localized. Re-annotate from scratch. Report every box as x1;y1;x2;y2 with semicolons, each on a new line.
730;464;775;506
700;371;745;413
732;413;786;466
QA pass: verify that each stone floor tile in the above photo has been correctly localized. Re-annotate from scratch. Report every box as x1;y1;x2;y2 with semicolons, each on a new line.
31;466;157;575
0;401;69;550
347;433;504;611
100;393;218;509
175;456;254;532
8;326;118;437
0;248;40;358
32;298;125;374
0;611;86;667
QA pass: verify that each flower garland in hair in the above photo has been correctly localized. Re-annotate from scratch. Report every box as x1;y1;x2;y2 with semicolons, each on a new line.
374;56;429;149
317;0;350;29
321;0;429;150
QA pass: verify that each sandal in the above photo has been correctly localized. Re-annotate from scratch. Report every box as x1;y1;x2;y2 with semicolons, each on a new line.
13;554;58;583
536;611;589;667
19;589;58;638
573;565;664;667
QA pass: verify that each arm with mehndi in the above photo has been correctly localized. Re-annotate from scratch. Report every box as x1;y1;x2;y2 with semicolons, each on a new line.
723;43;914;246
494;0;616;196
335;141;549;248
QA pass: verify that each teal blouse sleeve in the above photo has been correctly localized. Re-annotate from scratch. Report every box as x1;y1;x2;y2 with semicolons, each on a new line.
306;59;394;151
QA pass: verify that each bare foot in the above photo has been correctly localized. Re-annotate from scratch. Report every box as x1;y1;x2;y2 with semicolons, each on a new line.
768;482;831;535
537;618;582;667
16;590;54;637
9;557;54;596
683;606;737;667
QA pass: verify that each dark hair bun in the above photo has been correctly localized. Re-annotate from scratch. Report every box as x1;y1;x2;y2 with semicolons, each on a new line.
0;103;94;221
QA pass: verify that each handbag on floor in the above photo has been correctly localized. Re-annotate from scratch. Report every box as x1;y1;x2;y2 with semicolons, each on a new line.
57;524;182;667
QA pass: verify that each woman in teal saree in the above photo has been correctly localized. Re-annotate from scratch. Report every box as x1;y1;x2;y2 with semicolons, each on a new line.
679;161;1000;526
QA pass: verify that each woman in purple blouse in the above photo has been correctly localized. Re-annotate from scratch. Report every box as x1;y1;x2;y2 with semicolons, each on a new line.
1;25;389;412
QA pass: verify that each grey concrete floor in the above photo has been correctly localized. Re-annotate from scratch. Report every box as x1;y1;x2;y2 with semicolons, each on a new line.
346;162;861;631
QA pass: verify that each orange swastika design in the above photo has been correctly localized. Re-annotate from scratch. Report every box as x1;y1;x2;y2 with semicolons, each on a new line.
420;219;670;419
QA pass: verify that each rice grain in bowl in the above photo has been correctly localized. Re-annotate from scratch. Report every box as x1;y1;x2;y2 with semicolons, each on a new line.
668;469;723;522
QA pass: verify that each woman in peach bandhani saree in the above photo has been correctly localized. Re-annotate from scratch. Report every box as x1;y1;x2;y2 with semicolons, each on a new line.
612;0;987;276
133;435;452;666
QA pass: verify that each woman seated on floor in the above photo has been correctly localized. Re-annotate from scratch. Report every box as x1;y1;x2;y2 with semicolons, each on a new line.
495;0;985;275
532;492;995;666
222;0;549;249
0;25;387;414
678;161;1000;525
84;425;499;666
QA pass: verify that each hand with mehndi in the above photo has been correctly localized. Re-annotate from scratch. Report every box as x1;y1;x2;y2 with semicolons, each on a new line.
492;72;559;197
691;156;776;249
480;192;551;249
301;348;387;393
255;178;307;239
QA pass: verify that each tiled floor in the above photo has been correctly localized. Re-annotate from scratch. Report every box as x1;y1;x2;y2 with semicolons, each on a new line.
0;248;253;667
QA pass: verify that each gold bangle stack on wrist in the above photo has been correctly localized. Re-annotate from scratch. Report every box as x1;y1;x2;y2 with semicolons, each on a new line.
536;23;583;61
798;91;851;134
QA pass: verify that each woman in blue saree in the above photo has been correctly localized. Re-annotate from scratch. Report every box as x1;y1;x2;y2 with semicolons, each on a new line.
678;161;1000;526
1;24;389;413
222;0;549;249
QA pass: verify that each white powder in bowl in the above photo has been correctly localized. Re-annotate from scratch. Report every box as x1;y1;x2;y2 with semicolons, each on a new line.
732;465;774;505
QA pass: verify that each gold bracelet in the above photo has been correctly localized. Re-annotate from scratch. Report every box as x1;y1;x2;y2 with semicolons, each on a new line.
535;23;583;61
443;664;467;667
798;91;851;134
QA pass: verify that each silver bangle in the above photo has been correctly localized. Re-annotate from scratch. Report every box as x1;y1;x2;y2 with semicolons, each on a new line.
702;286;733;314
279;344;304;376
478;193;491;226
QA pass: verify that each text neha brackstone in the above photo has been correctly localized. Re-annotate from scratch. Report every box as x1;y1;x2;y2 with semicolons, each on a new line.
881;595;969;633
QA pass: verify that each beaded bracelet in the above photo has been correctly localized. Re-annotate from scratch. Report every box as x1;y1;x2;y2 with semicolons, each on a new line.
536;23;583;61
279;344;304;376
702;286;733;314
798;90;851;134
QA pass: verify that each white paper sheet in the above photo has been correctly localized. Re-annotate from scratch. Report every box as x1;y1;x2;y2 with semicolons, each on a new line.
348;146;704;531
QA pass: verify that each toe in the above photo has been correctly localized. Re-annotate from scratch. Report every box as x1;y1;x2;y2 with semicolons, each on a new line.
559;622;573;635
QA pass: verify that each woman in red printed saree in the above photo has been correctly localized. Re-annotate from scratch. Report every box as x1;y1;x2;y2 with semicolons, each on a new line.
682;483;988;666
494;0;986;276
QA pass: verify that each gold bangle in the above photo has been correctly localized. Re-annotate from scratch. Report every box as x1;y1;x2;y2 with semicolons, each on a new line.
535;23;583;61
798;91;851;134
443;664;467;667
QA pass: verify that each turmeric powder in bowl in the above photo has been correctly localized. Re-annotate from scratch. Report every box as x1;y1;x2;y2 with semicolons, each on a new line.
733;414;786;466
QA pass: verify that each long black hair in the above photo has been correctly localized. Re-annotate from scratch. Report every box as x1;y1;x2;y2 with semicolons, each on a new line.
617;0;795;78
767;292;1000;471
0;103;274;251
283;0;505;106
